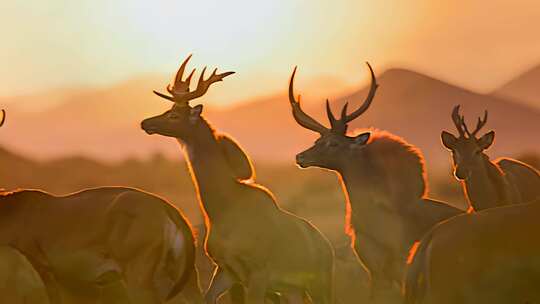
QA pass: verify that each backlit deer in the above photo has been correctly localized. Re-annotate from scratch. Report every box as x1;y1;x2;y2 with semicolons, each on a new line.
287;64;463;300
404;197;540;304
441;105;540;211
0;187;202;304
142;55;335;304
0;107;201;304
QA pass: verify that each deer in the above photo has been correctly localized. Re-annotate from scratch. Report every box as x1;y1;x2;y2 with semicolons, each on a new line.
441;105;540;211
0;187;203;304
0;111;202;304
141;55;336;304
404;197;540;304
287;63;464;301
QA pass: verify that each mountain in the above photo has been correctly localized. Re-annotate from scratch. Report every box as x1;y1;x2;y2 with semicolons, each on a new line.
0;76;175;161
0;68;538;180
208;68;540;173
326;69;540;170
492;65;540;109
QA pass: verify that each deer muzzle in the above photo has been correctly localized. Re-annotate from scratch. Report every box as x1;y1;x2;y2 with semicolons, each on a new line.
296;153;312;168
141;118;158;135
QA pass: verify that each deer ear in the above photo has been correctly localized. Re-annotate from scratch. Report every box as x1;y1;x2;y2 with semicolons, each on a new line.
218;136;254;181
478;131;495;150
441;131;457;150
352;132;370;147
189;105;203;124
190;104;203;117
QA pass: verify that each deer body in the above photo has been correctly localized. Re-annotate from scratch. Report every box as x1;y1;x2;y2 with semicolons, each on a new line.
452;154;540;211
0;187;201;304
142;56;335;304
310;133;463;297
184;131;333;298
287;65;463;300
462;156;511;210
404;198;540;304
441;106;540;211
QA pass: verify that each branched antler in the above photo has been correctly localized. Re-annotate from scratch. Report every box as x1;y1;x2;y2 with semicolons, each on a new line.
288;67;330;134
451;105;467;138
326;62;378;134
288;62;378;135
153;55;235;106
471;110;488;137
450;105;489;138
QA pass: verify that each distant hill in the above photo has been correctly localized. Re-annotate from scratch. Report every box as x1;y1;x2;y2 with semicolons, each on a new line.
208;68;540;174
492;64;540;109
329;68;540;170
0;68;538;179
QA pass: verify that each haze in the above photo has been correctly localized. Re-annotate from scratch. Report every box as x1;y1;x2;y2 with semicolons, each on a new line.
2;0;540;107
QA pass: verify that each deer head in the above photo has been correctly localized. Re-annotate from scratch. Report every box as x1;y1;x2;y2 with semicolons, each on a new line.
288;63;378;170
141;55;234;139
441;105;494;180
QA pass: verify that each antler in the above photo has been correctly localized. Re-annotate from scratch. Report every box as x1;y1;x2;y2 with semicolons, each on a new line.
288;62;378;135
471;110;488;137
0;110;5;127
451;105;467;138
342;62;378;123
450;105;489;138
325;62;378;134
153;55;235;106
288;67;330;134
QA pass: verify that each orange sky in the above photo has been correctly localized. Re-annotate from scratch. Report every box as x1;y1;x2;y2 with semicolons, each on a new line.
2;0;540;106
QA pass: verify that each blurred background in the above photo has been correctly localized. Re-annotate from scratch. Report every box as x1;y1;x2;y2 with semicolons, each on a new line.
1;0;539;300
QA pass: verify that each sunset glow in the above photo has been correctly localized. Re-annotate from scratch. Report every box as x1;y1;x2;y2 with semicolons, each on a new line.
1;2;539;303
3;0;540;107
0;0;539;164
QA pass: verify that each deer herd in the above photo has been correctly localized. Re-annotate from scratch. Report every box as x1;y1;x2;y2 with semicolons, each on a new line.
1;56;539;304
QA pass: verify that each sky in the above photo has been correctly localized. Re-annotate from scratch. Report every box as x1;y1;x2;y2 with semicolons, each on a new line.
2;0;540;106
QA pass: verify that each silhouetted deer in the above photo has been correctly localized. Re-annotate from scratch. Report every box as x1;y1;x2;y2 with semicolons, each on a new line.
0;108;201;304
287;63;463;301
404;197;540;304
142;55;335;304
1;188;203;304
441;105;540;211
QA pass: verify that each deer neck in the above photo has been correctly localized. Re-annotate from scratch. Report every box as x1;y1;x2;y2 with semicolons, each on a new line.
178;119;238;222
338;165;409;237
464;156;510;210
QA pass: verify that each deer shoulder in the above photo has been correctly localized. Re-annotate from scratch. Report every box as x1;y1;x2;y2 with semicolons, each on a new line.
217;135;254;181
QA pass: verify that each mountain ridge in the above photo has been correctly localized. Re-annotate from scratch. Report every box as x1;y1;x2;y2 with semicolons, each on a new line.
492;64;540;109
0;67;537;181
